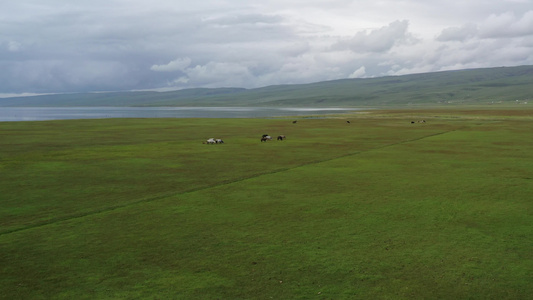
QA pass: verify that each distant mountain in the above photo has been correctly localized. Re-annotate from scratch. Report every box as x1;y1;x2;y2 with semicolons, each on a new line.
1;65;532;107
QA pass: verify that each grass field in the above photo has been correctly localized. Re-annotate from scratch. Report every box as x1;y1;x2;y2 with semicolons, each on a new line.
1;108;532;299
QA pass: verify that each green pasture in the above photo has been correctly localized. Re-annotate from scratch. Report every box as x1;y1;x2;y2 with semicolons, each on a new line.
1;110;532;299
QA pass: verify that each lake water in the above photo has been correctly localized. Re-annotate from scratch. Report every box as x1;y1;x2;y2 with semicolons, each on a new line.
0;107;364;122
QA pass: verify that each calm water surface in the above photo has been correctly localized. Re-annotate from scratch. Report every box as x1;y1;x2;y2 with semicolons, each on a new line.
0;107;364;122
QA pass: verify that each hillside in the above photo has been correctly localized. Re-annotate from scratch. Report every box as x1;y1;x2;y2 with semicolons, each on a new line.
1;65;532;107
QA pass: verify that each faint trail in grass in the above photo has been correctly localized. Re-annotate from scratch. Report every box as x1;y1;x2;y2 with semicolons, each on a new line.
0;126;468;236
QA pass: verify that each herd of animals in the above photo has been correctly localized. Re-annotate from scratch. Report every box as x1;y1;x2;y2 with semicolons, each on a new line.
203;119;426;144
203;134;286;144
203;138;225;144
261;134;286;142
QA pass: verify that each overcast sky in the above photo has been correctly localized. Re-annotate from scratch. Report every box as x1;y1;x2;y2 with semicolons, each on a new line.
1;0;532;96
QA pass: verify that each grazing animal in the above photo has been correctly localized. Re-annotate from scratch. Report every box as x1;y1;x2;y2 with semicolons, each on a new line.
346;120;350;124
292;120;297;124
261;135;272;142
204;138;224;144
277;135;286;141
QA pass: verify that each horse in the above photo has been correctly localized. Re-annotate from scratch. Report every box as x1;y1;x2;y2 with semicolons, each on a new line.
277;135;286;141
205;138;216;144
215;139;224;144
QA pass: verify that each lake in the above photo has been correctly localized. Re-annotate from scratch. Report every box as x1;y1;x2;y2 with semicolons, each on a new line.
0;107;364;122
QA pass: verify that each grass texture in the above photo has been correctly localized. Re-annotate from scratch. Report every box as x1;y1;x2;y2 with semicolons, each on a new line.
1;109;532;299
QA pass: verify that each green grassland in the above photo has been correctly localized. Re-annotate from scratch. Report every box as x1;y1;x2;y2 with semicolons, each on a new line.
1;108;533;299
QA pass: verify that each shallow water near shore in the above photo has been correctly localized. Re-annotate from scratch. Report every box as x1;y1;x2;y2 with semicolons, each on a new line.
0;106;365;121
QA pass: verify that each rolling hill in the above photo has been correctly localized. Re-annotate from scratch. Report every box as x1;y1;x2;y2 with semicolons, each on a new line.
1;65;532;107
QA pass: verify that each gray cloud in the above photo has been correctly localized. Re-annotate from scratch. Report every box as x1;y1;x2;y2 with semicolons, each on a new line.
437;23;478;42
438;10;533;41
1;1;533;95
332;20;415;53
479;11;533;38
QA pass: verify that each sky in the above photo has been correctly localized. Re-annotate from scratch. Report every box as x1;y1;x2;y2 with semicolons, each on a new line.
1;0;533;96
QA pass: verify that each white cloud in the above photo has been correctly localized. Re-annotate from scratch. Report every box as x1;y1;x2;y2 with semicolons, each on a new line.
349;66;366;78
151;57;192;72
172;76;189;84
175;61;254;88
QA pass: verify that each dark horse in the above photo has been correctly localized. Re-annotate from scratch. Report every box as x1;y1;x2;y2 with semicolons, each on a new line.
277;135;286;141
